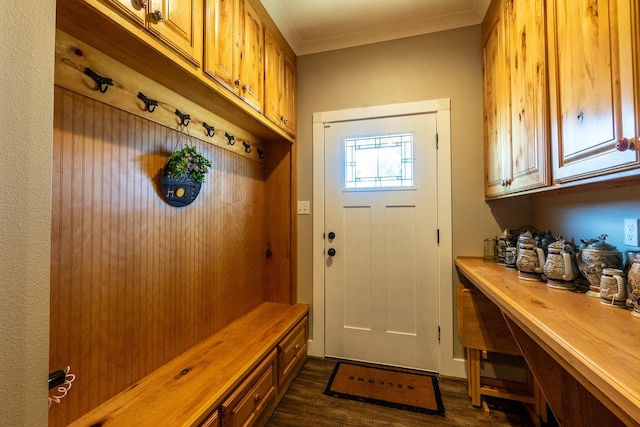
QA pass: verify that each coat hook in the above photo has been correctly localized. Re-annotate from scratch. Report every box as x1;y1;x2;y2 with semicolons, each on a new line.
203;122;215;137
175;109;190;127
242;141;252;153
257;148;265;159
137;92;158;113
225;132;235;145
84;67;113;93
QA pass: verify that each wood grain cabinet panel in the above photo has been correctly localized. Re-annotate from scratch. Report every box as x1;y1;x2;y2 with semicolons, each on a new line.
148;0;202;66
205;0;264;112
204;0;240;91
547;0;640;183
265;29;296;137
483;0;549;199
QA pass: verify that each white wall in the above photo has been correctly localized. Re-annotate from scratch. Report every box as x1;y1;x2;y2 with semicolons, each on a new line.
0;2;55;425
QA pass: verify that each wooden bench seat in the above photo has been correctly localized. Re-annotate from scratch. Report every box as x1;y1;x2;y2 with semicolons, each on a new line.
68;302;309;427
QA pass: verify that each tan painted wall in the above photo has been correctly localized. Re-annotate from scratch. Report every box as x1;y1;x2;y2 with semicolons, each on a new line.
295;25;533;360
0;2;55;425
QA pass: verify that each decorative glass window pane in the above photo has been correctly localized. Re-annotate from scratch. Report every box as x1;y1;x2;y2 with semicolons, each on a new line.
345;133;414;189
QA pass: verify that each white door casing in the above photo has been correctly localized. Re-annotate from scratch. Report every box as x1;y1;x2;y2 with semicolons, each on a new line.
309;99;466;378
323;114;438;371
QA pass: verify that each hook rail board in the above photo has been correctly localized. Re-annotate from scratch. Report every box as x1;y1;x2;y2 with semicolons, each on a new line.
55;30;269;165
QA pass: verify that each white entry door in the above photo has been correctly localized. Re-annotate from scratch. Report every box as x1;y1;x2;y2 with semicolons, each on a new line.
324;113;439;371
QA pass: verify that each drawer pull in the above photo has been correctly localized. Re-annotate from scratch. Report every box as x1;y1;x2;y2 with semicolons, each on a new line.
254;393;261;402
294;344;300;351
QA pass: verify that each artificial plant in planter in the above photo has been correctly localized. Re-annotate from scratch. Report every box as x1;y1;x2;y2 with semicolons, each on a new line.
161;144;212;207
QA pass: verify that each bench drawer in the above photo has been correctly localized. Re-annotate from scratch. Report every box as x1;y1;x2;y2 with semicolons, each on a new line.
277;317;307;387
221;350;277;427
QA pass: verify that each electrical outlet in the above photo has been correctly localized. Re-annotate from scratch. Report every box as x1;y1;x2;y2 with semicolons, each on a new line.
624;219;640;246
297;201;311;215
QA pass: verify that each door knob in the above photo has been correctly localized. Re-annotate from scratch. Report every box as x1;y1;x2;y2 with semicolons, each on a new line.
328;232;336;240
327;248;336;257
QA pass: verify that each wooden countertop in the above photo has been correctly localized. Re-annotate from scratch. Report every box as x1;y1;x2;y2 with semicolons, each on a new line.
455;257;640;423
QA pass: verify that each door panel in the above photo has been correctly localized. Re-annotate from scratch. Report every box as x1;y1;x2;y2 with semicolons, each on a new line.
324;113;439;371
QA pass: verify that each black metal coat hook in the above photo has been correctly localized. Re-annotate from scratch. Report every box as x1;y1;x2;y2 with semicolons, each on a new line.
84;67;113;93
175;109;190;127
225;132;235;145
137;92;158;113
242;141;252;153
257;148;265;159
203;122;215;137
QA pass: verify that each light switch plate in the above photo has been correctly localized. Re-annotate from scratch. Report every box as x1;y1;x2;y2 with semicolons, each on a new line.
297;201;310;215
624;218;640;246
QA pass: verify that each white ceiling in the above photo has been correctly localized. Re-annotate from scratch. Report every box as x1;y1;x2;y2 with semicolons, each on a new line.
260;0;491;55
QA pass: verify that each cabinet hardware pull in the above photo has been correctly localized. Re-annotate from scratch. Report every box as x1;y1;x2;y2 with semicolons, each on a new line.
294;344;300;351
242;84;249;92
234;79;241;86
134;0;147;8
257;148;265;159
243;141;252;153
152;10;163;22
225;132;235;145
616;137;637;152
255;393;261;402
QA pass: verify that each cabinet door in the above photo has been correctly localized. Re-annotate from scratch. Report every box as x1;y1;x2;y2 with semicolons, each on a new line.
505;0;549;193
204;0;240;92
483;0;511;198
102;0;146;25
282;53;296;136
264;29;284;125
547;0;640;183
148;0;202;66
238;0;264;112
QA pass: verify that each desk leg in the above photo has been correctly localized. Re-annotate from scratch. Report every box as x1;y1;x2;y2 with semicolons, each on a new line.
467;348;481;407
503;315;628;427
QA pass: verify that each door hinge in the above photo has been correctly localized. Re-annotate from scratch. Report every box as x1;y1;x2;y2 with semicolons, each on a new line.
438;325;441;343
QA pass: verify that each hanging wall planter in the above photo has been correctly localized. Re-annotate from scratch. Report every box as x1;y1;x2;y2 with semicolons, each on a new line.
161;144;212;207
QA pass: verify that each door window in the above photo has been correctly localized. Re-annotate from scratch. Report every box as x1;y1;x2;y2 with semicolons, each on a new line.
344;133;414;190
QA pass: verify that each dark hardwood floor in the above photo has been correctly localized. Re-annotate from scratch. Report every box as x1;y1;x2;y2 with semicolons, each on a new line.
267;357;541;427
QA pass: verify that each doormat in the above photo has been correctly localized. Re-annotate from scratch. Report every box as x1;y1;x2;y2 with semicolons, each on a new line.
324;362;445;416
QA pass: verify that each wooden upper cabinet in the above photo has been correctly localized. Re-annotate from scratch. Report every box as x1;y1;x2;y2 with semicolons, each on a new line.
265;29;297;136
102;0;146;25
147;0;203;67
483;0;511;198
239;0;264;112
547;0;640;183
204;0;240;90
204;0;264;113
504;0;549;193
484;0;549;199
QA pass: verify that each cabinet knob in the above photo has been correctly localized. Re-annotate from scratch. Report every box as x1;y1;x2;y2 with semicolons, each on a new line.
152;10;163;22
616;137;637;152
280;116;289;125
254;393;261;402
242;84;249;92
327;248;336;257
294;344;300;351
234;79;241;86
134;0;147;8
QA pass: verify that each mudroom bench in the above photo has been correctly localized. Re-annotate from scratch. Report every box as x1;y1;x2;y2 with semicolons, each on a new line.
68;302;309;427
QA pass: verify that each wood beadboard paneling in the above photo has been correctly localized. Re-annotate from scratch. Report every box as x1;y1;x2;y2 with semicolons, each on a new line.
49;87;271;426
